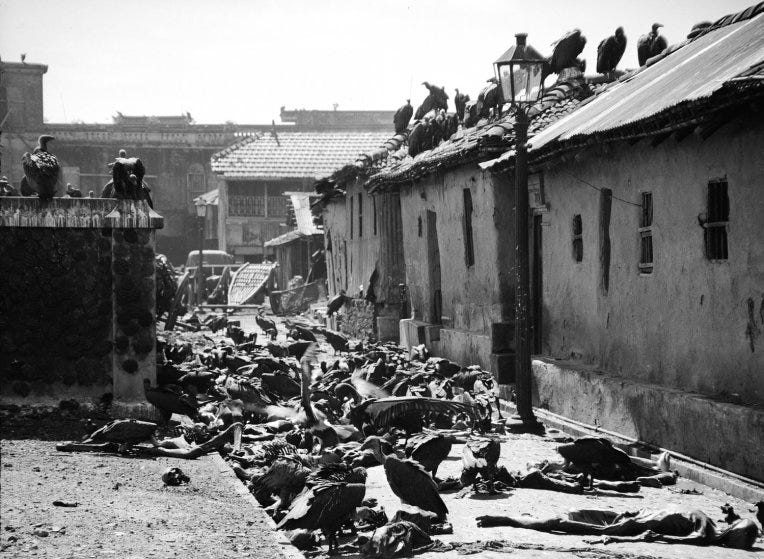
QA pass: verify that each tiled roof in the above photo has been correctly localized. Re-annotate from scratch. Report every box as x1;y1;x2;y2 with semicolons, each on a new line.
484;3;764;169
211;131;391;179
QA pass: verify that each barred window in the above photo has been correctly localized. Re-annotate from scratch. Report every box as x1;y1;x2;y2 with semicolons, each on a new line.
572;214;583;262
228;182;265;217
463;188;475;267
639;192;653;274
704;179;729;260
187;165;206;203
268;194;288;217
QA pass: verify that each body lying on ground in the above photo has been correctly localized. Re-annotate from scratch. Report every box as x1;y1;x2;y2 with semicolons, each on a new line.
476;506;758;550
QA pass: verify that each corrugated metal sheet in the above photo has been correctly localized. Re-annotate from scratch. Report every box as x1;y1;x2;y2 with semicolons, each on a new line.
285;192;322;235
528;13;764;152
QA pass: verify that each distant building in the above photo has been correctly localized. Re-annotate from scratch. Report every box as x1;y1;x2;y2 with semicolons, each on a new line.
0;59;394;264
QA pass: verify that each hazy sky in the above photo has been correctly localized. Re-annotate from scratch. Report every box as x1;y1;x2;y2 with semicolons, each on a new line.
0;0;754;124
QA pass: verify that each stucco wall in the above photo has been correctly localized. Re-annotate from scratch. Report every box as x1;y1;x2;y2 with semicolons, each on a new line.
539;116;764;405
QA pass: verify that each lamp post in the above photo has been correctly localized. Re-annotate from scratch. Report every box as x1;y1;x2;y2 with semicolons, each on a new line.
195;200;207;306
494;33;545;428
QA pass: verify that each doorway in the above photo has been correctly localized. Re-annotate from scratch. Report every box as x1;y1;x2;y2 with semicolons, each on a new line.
426;210;442;324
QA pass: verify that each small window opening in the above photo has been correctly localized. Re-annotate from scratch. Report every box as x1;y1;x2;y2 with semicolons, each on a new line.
463;189;475;267
372;196;377;235
417;215;423;237
358;193;363;238
639;192;653;274
572;214;583;262
704;179;728;260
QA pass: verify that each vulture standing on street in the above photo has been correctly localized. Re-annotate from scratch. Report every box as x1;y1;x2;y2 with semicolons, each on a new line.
143;379;198;423
454;89;470;122
461;438;501;493
549;29;587;74
405;433;453;480
300;343;339;451
255;311;278;340
414;82;449;120
250;455;312;509
556;436;632;489
21;135;60;202
305;463;367;488
277;482;366;554
326;290;349;316
637;23;668;66
596;27;627;75
323;329;350;354
290;323;317;342
368;437;448;520
394;100;413;134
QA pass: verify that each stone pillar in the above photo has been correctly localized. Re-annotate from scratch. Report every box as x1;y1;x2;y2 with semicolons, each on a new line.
106;201;164;407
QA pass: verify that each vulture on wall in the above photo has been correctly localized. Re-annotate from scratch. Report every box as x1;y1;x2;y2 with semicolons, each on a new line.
21;135;60;202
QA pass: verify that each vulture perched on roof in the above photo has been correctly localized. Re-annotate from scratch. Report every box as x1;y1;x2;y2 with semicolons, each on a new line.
367;437;448;520
549;29;587;74
414;82;449;120
637;23;668;66
556;436;632;489
405;433;453;479
21;135;60;202
596;27;627;75
476;78;500;119
277;482;366;554
454;89;470;122
461;438;501;493
394;100;413;134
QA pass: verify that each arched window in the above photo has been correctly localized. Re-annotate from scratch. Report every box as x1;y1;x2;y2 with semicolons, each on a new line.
187;163;206;203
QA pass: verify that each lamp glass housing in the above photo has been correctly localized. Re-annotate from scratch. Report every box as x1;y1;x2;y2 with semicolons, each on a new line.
195;202;207;218
494;33;546;107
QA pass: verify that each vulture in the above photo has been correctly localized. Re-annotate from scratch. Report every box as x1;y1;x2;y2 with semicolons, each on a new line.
300;343;340;451
687;21;712;40
277;482;366;554
454;89;470;122
83;419;158;452
289;324;317;342
393;100;413;134
405;433;453;479
462;100;479;128
596;27;627;75
367;437;448;520
0;177;19;197
143;379;198;423
103;149;153;207
21;135;60;202
556;436;632;489
250;455;312;509
755;501;764;530
549;29;587;74
637;23;668;66
326;290;348;316
460;438;501;493
255;311;278;340
414;82;448;120
65;183;83;198
305;463;367;488
349;396;475;435
476;78;500;119
323;329;350;354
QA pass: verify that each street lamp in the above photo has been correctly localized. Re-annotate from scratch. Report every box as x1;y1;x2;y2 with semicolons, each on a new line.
494;33;545;428
195;200;207;306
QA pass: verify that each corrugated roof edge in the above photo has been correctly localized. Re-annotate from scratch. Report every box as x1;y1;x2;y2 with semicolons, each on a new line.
483;2;764;173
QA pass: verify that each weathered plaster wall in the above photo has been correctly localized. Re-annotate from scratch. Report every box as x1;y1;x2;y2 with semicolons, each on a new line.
399;166;515;369
539;116;764;405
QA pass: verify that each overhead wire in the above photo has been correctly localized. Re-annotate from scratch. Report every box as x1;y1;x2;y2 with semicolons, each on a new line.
561;170;641;207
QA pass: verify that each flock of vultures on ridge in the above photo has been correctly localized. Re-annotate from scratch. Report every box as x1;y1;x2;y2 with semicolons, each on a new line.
5;13;763;558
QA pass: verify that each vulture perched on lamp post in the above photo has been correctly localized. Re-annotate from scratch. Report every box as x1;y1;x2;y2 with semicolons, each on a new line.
637;23;668;66
277;482;366;555
21;135;60;202
394;100;413;134
368;437;448;521
596;27;627;76
454;89;470;122
549;29;587;74
414;82;448;120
